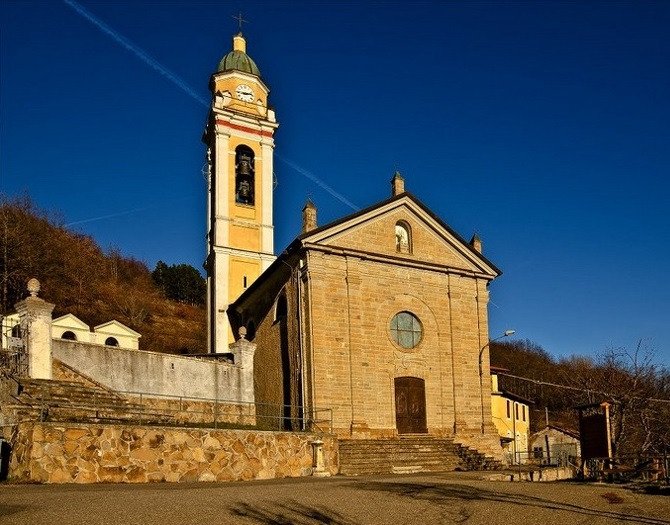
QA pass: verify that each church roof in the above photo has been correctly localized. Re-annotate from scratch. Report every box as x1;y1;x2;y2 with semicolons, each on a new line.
217;33;261;77
230;191;502;320
217;50;261;76
295;191;501;275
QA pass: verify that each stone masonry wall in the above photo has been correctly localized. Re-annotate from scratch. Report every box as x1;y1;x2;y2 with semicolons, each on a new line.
9;421;338;483
305;250;495;435
302;245;502;460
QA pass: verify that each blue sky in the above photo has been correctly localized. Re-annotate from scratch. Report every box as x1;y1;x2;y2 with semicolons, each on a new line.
2;1;669;364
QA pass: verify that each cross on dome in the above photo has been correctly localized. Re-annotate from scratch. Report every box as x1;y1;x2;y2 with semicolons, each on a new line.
232;12;248;33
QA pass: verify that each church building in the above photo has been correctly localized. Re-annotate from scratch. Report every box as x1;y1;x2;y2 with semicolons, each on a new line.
205;33;504;456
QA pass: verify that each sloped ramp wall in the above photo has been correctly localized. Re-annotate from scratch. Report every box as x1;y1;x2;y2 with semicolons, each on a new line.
52;340;249;403
9;421;338;483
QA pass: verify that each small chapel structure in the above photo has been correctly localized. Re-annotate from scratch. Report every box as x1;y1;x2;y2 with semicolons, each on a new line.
204;33;505;456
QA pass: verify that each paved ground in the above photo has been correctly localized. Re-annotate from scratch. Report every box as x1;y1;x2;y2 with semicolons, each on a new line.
1;472;669;525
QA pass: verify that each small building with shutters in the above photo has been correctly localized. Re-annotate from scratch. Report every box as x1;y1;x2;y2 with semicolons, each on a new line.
490;366;532;463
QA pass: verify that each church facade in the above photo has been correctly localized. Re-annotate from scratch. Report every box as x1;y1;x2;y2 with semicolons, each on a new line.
207;34;504;455
228;176;502;452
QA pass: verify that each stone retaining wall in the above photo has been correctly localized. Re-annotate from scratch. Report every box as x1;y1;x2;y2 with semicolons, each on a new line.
9;422;338;483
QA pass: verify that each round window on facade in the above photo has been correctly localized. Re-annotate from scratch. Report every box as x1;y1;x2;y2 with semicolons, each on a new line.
390;311;422;349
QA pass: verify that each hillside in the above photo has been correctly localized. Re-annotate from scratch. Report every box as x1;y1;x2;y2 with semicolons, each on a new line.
490;339;670;455
1;196;206;354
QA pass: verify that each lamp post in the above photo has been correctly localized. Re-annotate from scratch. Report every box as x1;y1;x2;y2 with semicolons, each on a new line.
479;330;515;433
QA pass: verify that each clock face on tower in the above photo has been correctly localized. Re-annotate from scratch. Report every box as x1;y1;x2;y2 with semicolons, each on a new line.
236;84;254;102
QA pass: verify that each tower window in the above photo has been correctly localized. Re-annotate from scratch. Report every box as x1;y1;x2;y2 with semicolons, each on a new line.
395;221;411;254
243;275;248;288
235;145;255;205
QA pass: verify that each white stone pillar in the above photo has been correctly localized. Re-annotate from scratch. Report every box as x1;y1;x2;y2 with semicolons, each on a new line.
14;278;55;380
310;439;330;477
229;327;256;404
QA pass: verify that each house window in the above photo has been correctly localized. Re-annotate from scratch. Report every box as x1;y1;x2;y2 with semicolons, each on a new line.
104;337;119;347
395;221;411;253
61;331;77;341
243;275;248;288
390;311;422;349
522;405;526;422
515;403;519;420
506;400;511;418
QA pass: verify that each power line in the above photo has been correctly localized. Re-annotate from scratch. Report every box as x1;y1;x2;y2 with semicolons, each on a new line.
498;372;670;405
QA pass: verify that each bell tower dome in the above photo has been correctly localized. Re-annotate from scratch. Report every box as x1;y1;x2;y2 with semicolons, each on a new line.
203;32;278;352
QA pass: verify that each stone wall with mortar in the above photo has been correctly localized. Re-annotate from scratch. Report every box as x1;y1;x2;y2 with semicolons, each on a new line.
303;249;499;445
9;421;338;483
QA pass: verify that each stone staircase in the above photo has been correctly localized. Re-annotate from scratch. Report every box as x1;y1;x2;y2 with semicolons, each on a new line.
338;435;503;476
9;378;172;425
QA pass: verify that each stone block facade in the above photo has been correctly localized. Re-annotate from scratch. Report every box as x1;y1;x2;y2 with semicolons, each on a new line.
230;191;504;460
9;421;338;483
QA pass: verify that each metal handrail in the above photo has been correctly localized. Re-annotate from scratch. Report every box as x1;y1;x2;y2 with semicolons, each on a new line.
19;389;333;434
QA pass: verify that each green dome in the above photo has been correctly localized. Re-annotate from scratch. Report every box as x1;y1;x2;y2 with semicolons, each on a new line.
217;49;261;77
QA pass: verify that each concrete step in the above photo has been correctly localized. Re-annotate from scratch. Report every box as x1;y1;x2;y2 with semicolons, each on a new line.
338;437;463;476
10;378;174;425
338;436;504;475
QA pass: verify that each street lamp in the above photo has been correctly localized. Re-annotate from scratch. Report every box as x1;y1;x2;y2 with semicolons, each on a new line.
479;330;516;433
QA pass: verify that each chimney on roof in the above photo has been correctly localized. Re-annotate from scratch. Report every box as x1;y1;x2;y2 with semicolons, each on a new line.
470;233;482;253
302;199;317;233
391;171;405;196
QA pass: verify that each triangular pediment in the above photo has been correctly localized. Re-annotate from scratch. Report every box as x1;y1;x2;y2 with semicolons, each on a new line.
53;314;90;331
300;194;499;277
93;320;141;338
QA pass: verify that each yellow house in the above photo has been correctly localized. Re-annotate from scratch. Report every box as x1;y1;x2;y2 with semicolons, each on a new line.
490;366;532;464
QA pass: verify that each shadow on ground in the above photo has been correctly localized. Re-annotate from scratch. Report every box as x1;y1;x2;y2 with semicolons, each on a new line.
229;501;360;525
0;505;30;519
353;481;670;525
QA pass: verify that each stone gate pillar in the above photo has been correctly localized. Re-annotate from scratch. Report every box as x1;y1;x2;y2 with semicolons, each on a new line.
229;327;256;404
14;278;55;380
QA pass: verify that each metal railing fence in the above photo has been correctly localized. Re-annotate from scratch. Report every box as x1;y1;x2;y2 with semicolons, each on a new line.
19;388;333;435
0;315;27;378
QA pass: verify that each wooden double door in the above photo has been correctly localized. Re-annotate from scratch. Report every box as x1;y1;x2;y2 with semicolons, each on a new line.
394;377;427;434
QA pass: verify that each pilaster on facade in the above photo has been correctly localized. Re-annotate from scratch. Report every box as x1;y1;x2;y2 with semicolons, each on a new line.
344;257;368;436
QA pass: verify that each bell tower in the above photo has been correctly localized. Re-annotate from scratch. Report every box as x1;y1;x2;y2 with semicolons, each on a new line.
204;32;278;352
